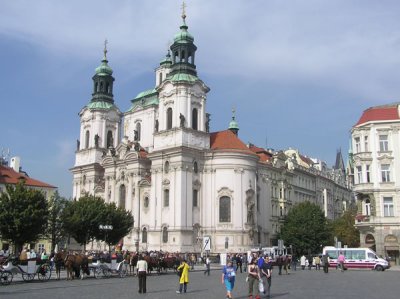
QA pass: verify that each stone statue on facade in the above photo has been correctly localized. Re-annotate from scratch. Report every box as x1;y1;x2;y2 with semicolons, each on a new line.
94;134;99;148
134;130;138;141
76;139;80;151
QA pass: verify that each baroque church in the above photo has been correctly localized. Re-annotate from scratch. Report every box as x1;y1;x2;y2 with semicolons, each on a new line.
71;10;352;253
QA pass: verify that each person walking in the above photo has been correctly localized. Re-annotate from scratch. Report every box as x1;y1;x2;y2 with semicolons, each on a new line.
291;254;297;271
261;256;272;299
236;254;243;273
136;256;148;294
247;258;261;299
322;254;329;273
300;254;306;270
204;256;211;276
338;252;345;272
222;260;236;299
315;255;321;270
276;255;283;275
176;259;190;294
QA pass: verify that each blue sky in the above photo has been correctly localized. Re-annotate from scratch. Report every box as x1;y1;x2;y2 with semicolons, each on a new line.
2;0;400;198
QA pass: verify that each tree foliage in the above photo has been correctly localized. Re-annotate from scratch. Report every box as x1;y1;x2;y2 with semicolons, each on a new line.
280;201;332;255
62;195;133;250
332;208;360;247
46;191;68;252
0;181;49;252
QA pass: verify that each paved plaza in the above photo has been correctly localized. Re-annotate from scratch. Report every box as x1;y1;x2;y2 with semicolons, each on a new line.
1;266;400;299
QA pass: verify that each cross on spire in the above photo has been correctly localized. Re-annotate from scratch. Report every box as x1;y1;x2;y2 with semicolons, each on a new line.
103;39;108;60
181;1;187;23
232;107;236;119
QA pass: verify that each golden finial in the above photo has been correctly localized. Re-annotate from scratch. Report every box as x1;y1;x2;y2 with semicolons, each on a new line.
181;1;187;22
103;39;108;60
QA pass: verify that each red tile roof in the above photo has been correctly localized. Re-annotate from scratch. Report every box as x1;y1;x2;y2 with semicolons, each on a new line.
0;165;56;189
355;104;400;126
210;130;256;155
248;145;272;162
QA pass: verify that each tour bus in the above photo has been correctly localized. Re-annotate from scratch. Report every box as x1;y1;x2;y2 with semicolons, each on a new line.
322;246;390;271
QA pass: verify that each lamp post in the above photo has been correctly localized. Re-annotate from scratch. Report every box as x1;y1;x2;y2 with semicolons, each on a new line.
99;224;113;252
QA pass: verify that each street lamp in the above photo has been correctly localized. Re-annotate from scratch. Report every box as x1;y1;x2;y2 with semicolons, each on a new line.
99;225;113;252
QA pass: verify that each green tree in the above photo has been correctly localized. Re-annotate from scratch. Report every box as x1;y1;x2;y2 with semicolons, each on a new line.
280;201;332;255
332;208;360;247
62;195;106;251
99;202;134;250
0;181;49;253
46;191;68;252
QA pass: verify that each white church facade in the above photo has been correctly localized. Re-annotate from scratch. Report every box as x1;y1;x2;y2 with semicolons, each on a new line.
71;12;352;254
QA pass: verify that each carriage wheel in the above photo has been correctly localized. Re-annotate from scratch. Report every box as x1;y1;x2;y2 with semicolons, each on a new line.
94;267;105;279
119;264;128;278
0;271;13;285
37;264;51;281
22;273;35;282
103;268;111;278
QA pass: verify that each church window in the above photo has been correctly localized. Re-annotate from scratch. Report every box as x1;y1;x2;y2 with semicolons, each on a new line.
119;185;126;209
193;161;198;173
219;196;231;223
192;108;198;130
94;82;98;93
162;227;168;243
193;189;198;207
85;130;90;149
100;82;104;92
167;108;173;129
144;196;149;208
163;189;169;207
136;122;141;141
164;161;170;174
159;73;163;85
107;131;113;148
181;50;185;62
142;227;147;243
106;83;110;93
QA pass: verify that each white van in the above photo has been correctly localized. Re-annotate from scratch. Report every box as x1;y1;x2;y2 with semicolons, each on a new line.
322;246;389;271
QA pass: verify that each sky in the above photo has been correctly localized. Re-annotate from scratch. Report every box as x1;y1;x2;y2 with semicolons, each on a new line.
2;0;400;198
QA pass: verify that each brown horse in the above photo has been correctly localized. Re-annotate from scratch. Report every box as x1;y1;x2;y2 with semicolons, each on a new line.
64;253;90;280
53;251;67;280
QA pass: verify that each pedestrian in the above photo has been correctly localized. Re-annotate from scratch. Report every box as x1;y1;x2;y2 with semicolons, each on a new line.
276;254;283;275
41;249;48;262
261;256;272;299
222;260;236;299
236;254;243;273
243;253;248;272
307;255;313;270
291;254;297;271
284;255;289;275
204;256;211;276
136;255;148;294
300;254;306;270
338;252;345;272
322;254;329;273
176;259;190;294
247;258;261;299
315;255;321;270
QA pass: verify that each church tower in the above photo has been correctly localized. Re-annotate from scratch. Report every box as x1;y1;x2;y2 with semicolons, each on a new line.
71;42;122;199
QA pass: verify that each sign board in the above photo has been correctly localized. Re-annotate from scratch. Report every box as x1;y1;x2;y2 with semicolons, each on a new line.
203;236;211;251
220;253;227;266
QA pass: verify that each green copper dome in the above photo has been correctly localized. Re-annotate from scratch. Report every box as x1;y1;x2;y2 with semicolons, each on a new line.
174;24;194;43
229;118;239;130
95;58;113;76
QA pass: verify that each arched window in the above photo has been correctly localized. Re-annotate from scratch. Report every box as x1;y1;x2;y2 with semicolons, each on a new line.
166;108;173;130
100;82;104;92
94;82;98;93
85;130;90;149
107;131;113;148
106;83;110;93
193;189;198;207
192;108;198;130
219;196;231;223
163;189;169;207
164;161;170;174
181;50;185;62
193;161;198;173
162;227;168;243
119;185;126;209
136;122;141;141
159;73;163;85
142;227;148;243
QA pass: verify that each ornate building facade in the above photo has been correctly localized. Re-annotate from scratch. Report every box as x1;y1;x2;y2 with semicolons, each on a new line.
352;103;400;265
71;11;352;253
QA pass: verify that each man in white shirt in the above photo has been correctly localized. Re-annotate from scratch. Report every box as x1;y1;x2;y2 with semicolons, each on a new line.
136;256;148;294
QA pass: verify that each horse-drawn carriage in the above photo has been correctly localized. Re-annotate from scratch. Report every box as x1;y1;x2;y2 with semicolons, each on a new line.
0;258;51;284
90;258;128;278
